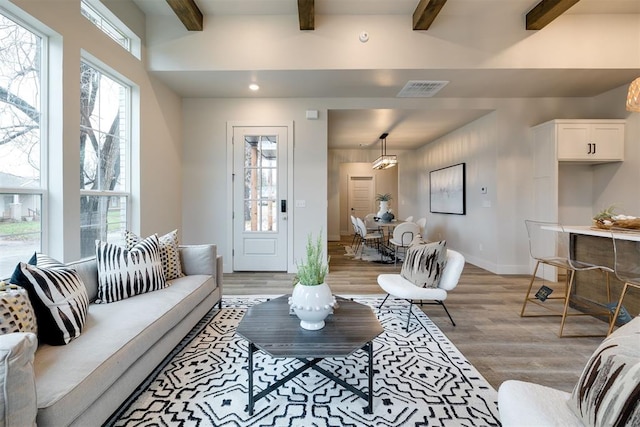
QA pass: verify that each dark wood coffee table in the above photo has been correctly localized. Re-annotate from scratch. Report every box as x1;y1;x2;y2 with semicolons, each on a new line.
236;295;384;415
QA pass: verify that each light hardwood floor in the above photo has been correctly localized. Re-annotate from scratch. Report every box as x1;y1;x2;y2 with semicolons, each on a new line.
223;237;609;392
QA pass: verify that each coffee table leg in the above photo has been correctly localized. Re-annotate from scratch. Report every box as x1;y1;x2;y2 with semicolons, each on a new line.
248;342;255;415
366;341;373;414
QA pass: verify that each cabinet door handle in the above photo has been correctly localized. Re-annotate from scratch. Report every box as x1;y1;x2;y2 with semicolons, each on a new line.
592;142;596;154
587;142;596;154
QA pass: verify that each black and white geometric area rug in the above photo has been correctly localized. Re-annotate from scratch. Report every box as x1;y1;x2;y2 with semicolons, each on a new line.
106;296;500;426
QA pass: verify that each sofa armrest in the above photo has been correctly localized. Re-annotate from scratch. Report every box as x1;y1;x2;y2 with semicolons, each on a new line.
179;244;218;277
0;332;37;427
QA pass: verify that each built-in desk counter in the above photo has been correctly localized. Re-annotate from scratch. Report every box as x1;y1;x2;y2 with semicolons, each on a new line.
564;226;639;321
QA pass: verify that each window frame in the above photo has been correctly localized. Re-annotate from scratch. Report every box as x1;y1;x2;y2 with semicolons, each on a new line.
80;0;141;59
78;57;132;255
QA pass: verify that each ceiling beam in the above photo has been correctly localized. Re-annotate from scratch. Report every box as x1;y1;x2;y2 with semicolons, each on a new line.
297;0;314;30
166;0;203;31
526;0;581;30
413;0;448;31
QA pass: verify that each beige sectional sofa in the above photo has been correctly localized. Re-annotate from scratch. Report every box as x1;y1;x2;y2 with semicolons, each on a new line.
0;244;222;426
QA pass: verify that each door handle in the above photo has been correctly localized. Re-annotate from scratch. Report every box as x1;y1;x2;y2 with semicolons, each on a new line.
280;200;287;213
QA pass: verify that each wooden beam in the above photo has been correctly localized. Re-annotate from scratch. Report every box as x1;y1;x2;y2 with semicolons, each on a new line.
297;0;314;30
413;0;447;31
166;0;203;31
526;0;581;30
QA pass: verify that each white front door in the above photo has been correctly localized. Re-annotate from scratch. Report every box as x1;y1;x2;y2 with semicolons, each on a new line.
233;126;288;271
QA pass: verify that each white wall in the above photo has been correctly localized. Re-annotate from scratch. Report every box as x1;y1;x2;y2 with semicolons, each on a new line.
181;99;328;273
185;91;638;275
412;91;639;275
6;0;183;261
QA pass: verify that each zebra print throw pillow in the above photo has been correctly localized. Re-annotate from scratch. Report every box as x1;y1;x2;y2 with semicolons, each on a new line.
124;229;184;280
18;263;89;345
95;234;166;304
568;316;640;426
401;240;447;289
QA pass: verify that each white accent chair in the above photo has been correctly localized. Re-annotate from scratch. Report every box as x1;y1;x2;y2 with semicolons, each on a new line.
388;222;420;265
416;217;427;235
404;216;414;222
377;249;465;330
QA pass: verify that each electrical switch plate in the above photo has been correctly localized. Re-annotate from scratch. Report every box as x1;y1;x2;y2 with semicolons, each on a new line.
295;200;306;208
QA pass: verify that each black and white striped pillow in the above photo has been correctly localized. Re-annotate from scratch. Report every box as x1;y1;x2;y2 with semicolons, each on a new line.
18;263;89;345
95;234;166;303
401;240;448;289
124;229;184;280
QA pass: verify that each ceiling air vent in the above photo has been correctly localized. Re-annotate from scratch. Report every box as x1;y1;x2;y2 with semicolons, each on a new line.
397;80;449;97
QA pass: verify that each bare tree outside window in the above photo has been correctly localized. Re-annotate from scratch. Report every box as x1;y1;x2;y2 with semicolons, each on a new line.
0;13;43;278
79;62;129;258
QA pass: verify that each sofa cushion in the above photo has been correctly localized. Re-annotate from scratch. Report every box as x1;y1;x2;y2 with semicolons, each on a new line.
0;332;37;427
33;275;215;426
125;229;184;281
95;234;166;303
18;263;89;346
568;316;640;426
401;240;447;288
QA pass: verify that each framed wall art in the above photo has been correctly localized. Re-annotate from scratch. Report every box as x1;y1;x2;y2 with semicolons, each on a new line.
429;163;466;215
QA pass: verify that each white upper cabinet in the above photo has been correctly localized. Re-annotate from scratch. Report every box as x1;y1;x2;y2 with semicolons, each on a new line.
556;121;625;162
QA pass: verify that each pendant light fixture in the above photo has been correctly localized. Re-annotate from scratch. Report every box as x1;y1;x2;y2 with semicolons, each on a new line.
372;132;397;170
626;77;640;112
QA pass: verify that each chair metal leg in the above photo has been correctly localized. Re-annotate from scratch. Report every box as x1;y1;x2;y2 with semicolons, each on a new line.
378;294;390;310
438;301;456;326
607;282;639;336
558;270;576;337
521;261;541;316
406;300;413;331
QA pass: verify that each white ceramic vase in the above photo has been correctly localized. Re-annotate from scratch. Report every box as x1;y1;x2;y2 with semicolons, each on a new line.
288;282;337;330
377;201;389;218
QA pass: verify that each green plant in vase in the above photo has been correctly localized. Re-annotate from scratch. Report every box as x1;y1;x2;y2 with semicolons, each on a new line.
295;232;329;286
290;231;336;330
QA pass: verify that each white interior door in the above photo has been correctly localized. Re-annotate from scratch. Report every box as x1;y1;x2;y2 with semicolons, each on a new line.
348;175;375;222
233;126;288;271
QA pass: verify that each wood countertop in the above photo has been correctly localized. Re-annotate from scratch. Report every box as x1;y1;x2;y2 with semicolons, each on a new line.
563;225;640;242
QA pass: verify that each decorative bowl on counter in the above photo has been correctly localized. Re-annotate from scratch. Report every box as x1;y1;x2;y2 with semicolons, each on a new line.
593;206;640;230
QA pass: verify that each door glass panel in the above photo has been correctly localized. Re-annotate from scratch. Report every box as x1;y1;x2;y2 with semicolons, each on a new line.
244;135;277;232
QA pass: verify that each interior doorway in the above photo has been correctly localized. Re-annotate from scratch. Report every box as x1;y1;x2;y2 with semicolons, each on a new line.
338;162;398;237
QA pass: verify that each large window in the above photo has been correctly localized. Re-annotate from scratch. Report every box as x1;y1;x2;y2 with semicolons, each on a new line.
79;61;129;258
0;12;45;279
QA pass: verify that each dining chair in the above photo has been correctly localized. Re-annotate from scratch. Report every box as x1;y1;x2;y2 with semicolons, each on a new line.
521;220;613;337
355;217;383;258
404;216;414;223
388;222;420;266
364;213;381;233
607;228;640;335
350;215;361;248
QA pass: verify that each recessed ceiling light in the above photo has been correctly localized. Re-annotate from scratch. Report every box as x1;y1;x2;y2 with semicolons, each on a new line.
249;83;260;91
